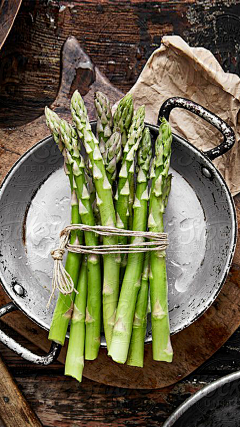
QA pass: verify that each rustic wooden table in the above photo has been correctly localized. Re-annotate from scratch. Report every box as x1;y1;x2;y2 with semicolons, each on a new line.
1;1;240;426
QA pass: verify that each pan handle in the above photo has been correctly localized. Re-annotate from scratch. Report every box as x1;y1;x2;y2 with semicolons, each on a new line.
158;97;235;161
0;302;61;365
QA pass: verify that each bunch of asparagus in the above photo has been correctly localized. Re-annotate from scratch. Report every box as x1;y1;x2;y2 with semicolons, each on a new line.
45;90;173;382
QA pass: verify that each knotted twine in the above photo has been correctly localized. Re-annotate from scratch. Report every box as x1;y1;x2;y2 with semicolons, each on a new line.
48;224;168;308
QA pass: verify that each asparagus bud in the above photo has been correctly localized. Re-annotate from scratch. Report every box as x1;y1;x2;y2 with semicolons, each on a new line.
113;93;133;147
103;131;122;183
45;107;63;152
94;91;113;143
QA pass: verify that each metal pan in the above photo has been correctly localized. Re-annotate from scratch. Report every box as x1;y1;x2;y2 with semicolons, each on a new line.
163;371;240;426
0;97;237;364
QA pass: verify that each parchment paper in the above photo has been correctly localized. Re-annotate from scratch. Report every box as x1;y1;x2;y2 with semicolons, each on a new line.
129;36;240;196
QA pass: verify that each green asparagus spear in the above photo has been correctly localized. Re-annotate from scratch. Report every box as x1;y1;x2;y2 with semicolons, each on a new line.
65;257;87;382
108;127;152;364
59;119;102;360
48;188;81;345
127;253;149;367
84;166;100;225
115;106;145;275
128;175;135;232
71;90;121;349
113;93;134;225
113;93;133;147
101;131;122;185
95;91;121;187
94;91;113;144
95;91;122;185
45;108;64;153
127;130;152;367
45;107;82;346
149;117;173;362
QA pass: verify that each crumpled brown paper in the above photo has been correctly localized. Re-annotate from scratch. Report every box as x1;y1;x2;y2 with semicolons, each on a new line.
129;35;240;196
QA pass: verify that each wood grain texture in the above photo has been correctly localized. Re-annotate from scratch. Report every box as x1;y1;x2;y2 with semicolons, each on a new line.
0;0;240;127
1;324;240;427
0;36;123;184
0;35;240;391
0;0;22;50
0;354;42;427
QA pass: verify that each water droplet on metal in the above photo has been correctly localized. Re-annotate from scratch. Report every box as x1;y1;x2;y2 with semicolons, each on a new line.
202;167;212;178
13;284;24;296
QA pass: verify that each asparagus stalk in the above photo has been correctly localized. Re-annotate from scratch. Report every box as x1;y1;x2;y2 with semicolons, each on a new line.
108;126;152;364
115;106;145;274
85;167;100;226
149;117;173;362
113;93;133;147
45;108;64;153
65;257;87;382
75;104;98;224
48;193;81;346
45;107;82;346
127;253;149;367
95;92;122;185
94;91;113;144
101;131;122;185
59;119;101;360
128;175;135;232
71;90;121;349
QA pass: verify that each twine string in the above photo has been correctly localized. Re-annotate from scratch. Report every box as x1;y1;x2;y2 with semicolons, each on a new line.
47;224;168;307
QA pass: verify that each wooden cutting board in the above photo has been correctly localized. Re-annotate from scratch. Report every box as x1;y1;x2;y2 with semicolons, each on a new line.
0;36;240;389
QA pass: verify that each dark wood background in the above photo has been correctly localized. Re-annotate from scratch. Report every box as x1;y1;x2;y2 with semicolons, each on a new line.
1;324;240;427
1;0;240;128
1;1;240;426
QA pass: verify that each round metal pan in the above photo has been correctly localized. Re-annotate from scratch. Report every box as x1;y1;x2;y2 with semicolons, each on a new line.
0;97;237;364
163;371;240;427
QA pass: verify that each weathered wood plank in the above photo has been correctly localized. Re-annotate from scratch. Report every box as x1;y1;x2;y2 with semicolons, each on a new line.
1;0;240;126
9;375;203;427
0;0;22;50
1;323;240;427
0;354;42;427
0;37;124;184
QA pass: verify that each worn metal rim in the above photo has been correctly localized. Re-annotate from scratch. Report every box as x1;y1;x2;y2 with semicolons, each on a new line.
0;122;237;337
163;370;240;426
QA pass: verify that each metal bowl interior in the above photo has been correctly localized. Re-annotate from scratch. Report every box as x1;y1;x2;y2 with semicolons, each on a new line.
0;122;236;340
163;371;240;427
